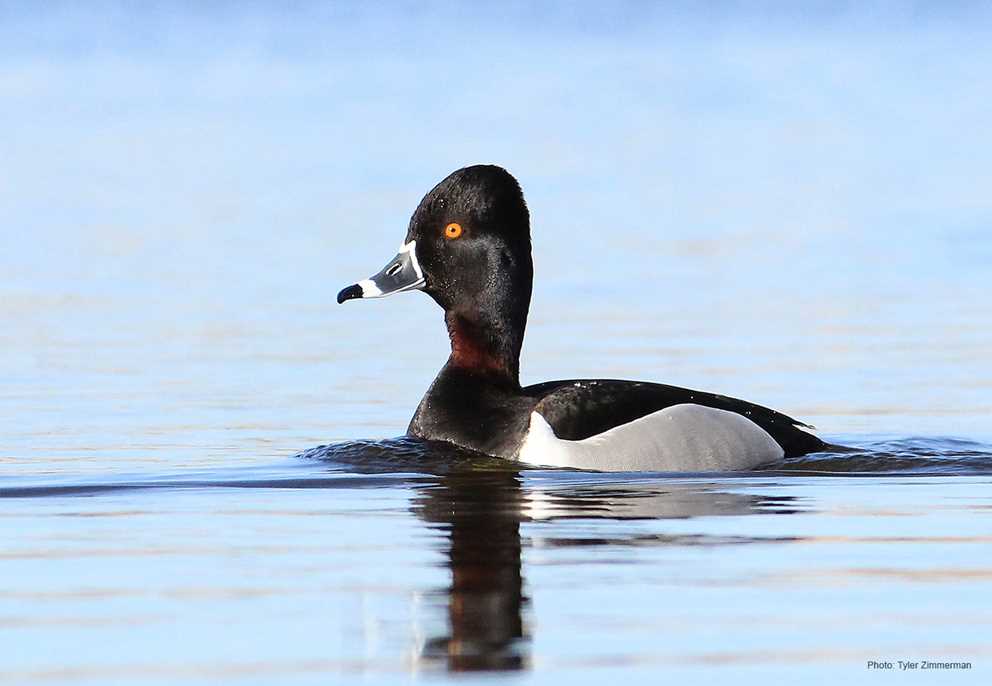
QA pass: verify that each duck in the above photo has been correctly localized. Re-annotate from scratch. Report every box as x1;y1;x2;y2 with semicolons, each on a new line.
337;165;826;471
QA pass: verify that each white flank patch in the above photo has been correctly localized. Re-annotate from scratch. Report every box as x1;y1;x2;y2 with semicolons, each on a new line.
516;404;784;472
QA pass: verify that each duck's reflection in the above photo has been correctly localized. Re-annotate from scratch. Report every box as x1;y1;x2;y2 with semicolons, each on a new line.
411;470;801;673
413;471;529;671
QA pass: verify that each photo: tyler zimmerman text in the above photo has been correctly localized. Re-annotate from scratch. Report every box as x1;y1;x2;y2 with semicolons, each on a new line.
867;660;973;671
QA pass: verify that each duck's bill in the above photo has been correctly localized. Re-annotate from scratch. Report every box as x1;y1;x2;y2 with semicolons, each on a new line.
337;240;425;304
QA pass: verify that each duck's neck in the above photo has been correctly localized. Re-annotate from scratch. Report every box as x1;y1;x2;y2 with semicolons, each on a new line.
444;299;528;388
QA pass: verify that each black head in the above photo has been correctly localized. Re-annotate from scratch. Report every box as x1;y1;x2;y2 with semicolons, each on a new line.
338;165;534;382
405;165;532;313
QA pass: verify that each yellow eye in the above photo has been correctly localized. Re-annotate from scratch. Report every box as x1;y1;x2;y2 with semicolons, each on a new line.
444;222;463;240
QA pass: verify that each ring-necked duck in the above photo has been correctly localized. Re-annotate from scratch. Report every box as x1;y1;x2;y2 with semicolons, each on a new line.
338;165;825;471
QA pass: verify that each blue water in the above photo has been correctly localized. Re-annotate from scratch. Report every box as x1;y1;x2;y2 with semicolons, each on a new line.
2;3;992;683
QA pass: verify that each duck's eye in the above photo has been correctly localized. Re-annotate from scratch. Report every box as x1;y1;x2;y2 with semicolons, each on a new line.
444;222;463;240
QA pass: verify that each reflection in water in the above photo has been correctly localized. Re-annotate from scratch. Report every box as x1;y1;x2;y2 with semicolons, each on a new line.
413;472;529;672
299;436;992;674
522;480;803;521
408;469;803;673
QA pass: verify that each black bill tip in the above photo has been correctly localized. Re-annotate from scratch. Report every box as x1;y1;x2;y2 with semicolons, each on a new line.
337;283;363;304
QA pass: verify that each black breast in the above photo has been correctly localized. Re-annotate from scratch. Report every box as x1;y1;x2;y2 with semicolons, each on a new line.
407;365;536;458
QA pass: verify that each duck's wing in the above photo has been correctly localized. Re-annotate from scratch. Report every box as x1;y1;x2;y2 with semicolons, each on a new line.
522;379;824;458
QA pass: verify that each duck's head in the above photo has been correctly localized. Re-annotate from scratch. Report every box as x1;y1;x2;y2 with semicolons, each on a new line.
338;165;533;380
337;165;532;310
